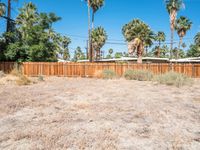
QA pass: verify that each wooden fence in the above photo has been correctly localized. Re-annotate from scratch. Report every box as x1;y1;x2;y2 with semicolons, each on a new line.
1;62;200;78
0;62;15;73
22;62;200;78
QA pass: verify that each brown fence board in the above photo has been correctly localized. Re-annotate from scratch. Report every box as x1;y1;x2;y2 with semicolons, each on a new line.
0;62;15;73
1;62;200;78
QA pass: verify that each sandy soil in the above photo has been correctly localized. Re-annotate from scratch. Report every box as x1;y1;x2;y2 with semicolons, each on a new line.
0;77;200;150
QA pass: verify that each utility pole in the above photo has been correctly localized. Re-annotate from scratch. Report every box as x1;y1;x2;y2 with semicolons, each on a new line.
6;0;11;32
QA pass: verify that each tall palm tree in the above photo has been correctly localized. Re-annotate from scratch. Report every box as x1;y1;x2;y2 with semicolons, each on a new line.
91;26;107;60
16;2;38;40
0;2;6;17
90;0;104;29
165;0;184;59
85;0;104;62
62;36;71;60
122;19;154;63
155;31;166;57
194;32;200;46
175;16;192;58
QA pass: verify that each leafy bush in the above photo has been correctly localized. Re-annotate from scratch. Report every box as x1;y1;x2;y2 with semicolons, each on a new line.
124;70;153;81
102;69;116;79
154;71;192;87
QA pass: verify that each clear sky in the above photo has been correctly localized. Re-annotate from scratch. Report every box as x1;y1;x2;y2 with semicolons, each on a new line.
0;0;200;55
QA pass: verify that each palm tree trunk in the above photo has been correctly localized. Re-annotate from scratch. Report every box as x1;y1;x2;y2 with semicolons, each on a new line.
137;56;142;64
91;11;95;61
158;41;161;58
137;44;143;64
170;27;174;59
87;0;92;62
177;36;183;59
170;10;177;59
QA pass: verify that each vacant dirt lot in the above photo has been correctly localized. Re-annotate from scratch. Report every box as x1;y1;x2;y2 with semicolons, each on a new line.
0;77;200;150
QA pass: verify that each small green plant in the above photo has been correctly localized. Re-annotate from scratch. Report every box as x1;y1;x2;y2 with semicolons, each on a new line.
154;71;193;87
38;75;44;81
124;70;153;81
102;69;116;79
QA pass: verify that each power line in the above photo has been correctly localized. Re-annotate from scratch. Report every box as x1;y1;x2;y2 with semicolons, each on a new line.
65;33;195;43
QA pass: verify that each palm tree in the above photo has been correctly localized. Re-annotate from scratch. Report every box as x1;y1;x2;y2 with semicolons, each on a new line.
165;0;184;59
122;19;154;63
16;2;38;40
108;48;113;56
85;0;104;62
181;42;186;48
175;16;192;58
144;35;154;55
194;32;200;46
85;0;92;61
91;27;107;60
62;36;71;60
0;2;6;17
155;31;166;57
90;0;104;29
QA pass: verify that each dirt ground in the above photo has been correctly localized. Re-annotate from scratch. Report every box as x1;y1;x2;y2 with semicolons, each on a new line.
0;77;200;150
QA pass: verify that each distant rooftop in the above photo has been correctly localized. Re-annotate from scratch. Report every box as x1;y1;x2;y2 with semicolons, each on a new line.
57;57;200;63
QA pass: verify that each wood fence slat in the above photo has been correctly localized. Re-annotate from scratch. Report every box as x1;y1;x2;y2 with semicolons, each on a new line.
1;62;200;78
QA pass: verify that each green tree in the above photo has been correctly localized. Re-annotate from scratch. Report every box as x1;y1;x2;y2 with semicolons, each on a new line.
122;19;154;63
62;36;71;61
108;48;113;56
194;32;200;46
172;47;185;58
187;33;200;57
175;16;192;58
187;44;200;57
0;2;6;17
115;52;123;58
181;42;186;48
91;27;107;60
165;0;184;58
155;31;166;57
73;46;85;62
16;2;38;40
4;2;66;62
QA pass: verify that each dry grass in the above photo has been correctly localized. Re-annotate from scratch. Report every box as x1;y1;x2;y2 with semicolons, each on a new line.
0;77;200;149
124;70;153;81
102;69;117;79
154;71;193;87
0;71;5;78
16;75;31;86
0;64;32;86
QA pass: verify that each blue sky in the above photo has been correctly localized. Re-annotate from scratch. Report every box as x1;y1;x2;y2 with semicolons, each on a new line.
1;0;200;55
